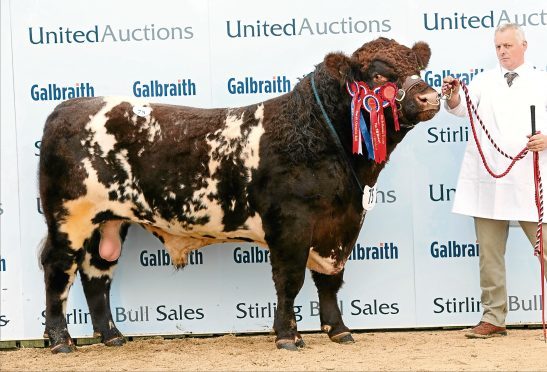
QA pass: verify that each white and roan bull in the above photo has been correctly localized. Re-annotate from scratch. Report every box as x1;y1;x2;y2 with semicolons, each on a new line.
38;37;440;353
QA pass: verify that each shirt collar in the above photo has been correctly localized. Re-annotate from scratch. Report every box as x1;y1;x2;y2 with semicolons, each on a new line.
500;63;528;77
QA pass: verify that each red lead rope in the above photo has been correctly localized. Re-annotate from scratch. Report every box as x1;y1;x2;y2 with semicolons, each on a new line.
533;150;546;342
461;81;546;342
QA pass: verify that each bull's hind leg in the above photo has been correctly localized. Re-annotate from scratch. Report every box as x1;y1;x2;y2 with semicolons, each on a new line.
269;246;309;351
79;222;129;347
41;233;82;353
311;270;354;343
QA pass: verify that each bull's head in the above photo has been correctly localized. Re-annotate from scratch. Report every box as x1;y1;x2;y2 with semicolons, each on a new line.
324;37;440;128
354;37;439;125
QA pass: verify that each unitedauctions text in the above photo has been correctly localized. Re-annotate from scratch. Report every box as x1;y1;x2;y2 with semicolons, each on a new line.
28;24;194;45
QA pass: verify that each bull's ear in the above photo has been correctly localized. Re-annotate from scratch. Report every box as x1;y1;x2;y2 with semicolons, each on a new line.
324;52;355;82
412;41;431;70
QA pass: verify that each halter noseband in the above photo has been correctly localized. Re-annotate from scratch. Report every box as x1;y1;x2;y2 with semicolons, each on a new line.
396;74;439;129
395;74;423;103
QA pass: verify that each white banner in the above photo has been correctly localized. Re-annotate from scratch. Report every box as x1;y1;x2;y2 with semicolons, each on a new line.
1;0;24;341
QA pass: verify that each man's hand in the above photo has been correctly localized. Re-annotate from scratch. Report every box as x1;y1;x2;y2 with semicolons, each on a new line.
527;131;547;152
442;76;461;109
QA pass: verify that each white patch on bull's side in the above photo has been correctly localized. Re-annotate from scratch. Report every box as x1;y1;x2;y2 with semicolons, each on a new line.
115;149;132;180
109;150;152;212
84;98;121;156
241;214;267;243
181;105;266;242
244;104;265;169
83;97;152;157
129;102;161;142
81;252;115;279
66;100;268;254
59;158;152;249
224;110;244;142
307;247;344;275
141;118;162;142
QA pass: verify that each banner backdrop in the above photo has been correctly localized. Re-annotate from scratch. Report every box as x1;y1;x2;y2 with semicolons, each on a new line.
1;0;24;340
1;0;546;341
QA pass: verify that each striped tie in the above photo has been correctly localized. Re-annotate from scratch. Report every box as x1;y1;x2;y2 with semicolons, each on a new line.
504;72;518;87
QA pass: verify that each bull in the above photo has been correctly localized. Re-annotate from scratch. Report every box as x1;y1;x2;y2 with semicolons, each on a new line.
38;37;440;353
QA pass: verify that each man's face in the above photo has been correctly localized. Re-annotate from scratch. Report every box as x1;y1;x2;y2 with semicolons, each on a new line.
494;29;527;71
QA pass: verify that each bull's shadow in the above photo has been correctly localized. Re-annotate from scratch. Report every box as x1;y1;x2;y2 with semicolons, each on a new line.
38;37;440;353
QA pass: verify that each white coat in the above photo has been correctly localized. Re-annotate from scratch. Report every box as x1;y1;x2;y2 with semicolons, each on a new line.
446;64;547;222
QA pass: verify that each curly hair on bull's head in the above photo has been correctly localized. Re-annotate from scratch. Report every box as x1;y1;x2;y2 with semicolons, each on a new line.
351;37;431;79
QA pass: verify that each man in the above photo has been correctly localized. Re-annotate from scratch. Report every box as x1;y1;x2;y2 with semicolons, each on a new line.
442;23;547;338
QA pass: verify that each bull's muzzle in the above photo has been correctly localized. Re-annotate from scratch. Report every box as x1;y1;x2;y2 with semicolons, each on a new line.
397;75;440;108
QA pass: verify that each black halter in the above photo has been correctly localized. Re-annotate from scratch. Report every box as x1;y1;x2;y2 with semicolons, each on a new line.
396;74;435;129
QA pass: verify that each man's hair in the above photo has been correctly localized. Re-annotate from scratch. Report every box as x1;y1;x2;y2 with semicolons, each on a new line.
495;23;526;44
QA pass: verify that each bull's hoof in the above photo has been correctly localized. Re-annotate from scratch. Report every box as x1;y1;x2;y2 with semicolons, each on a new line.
104;336;126;347
95;327;126;347
275;339;299;351
51;342;76;354
330;331;355;344
294;331;305;348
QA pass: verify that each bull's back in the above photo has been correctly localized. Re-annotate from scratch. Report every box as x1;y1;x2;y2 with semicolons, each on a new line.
39;96;269;245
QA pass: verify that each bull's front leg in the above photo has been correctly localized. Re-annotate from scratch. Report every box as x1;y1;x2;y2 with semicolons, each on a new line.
269;246;308;350
311;270;354;343
312;270;353;343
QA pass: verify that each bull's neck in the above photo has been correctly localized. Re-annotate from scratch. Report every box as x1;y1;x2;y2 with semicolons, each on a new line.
308;69;351;124
353;127;410;188
351;116;412;189
309;69;411;191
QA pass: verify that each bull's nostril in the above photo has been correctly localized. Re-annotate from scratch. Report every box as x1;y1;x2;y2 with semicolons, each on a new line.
426;97;440;106
418;92;441;106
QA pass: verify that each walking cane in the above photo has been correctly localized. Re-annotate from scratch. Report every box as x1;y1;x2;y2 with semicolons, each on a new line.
531;105;536;135
530;104;547;342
